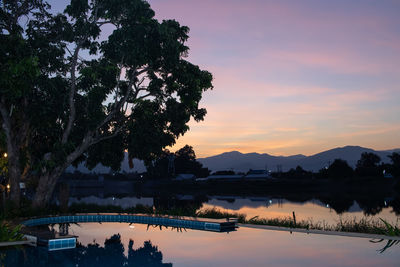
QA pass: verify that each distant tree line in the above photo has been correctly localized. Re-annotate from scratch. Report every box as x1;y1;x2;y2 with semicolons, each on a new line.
277;152;400;180
145;149;400;180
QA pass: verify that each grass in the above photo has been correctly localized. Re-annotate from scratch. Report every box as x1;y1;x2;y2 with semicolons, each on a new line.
369;219;400;253
0;221;24;242
196;208;400;236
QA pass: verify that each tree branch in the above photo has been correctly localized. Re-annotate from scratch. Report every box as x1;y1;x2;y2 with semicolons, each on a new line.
92;126;124;145
61;3;102;144
96;73;136;130
61;42;82;144
136;93;152;101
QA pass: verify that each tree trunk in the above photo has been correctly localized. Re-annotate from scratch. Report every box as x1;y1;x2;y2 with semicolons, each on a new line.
32;168;64;208
32;136;93;208
7;152;21;207
5;138;21;207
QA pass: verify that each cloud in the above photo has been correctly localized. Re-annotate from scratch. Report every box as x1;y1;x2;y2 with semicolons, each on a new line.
151;0;400;156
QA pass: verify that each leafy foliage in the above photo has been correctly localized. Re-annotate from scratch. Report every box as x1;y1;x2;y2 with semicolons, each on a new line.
388;152;400;177
0;0;212;206
147;145;210;179
356;152;381;176
0;221;24;242
327;159;354;179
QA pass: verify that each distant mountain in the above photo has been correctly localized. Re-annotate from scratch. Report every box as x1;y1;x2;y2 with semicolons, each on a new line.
66;145;399;174
198;146;400;172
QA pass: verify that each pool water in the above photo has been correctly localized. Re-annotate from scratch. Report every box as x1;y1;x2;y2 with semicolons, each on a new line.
1;222;399;266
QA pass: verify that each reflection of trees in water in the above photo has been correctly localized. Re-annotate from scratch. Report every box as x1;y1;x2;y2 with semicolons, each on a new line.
370;239;400;253
153;195;207;216
319;197;354;214
0;234;172;266
150;193;400;217
356;198;384;216
389;197;400;215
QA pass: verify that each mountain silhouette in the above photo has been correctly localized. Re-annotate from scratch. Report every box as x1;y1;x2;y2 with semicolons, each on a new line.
198;146;400;172
67;145;399;174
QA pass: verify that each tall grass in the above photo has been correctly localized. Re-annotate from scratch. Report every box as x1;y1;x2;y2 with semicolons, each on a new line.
195;207;400;236
0;221;24;242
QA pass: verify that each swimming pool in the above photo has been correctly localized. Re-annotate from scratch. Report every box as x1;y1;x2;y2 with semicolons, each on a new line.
2;220;399;266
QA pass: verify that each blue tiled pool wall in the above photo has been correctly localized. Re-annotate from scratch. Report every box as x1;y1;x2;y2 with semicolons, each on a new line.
48;238;76;251
23;215;222;232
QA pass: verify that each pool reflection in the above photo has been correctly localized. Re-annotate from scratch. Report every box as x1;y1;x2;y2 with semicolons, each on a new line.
1;222;400;266
1;233;172;267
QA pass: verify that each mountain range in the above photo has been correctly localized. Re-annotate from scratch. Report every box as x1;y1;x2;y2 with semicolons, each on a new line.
198;146;400;172
67;145;400;174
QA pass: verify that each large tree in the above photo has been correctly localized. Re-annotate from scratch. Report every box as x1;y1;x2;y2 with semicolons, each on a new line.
355;152;381;177
0;0;212;207
327;159;354;179
147;145;210;179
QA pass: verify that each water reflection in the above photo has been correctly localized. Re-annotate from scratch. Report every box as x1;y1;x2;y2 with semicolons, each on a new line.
69;194;400;225
1;223;399;266
0;233;172;267
370;239;400;254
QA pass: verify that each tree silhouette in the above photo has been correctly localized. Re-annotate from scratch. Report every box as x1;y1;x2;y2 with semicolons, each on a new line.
0;233;172;266
356;152;381;177
388;152;400;177
174;145;210;178
147;145;210;179
327;159;354;179
0;0;212;207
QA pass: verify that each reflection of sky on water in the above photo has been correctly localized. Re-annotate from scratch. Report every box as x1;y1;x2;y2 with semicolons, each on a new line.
68;223;400;266
68;195;399;225
69;196;153;209
201;198;399;225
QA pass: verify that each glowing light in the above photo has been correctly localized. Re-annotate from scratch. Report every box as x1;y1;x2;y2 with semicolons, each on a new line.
3;153;7;158
6;184;10;190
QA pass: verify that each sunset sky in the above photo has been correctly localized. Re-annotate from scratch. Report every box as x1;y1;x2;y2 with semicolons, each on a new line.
149;0;400;157
52;0;400;157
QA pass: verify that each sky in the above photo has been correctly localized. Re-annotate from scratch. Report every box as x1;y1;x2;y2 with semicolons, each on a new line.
50;0;400;157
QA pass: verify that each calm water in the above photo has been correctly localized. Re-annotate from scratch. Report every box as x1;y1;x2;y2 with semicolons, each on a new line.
69;195;400;225
200;196;399;225
1;223;399;266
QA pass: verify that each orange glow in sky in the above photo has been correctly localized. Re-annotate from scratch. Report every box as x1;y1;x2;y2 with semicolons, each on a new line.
148;0;400;157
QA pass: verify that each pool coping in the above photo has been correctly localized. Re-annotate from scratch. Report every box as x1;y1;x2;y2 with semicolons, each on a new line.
238;223;400;240
21;213;237;233
0;239;36;248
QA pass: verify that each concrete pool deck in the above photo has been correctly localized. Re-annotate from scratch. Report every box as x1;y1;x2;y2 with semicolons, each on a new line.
239;223;400;240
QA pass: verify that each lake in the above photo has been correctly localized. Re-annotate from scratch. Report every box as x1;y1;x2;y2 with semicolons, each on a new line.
69;194;400;226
